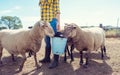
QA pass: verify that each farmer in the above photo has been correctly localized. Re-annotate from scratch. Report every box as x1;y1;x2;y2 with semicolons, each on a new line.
39;0;60;69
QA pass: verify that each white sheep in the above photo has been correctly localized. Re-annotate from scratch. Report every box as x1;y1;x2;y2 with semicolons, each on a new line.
0;21;54;72
63;23;106;67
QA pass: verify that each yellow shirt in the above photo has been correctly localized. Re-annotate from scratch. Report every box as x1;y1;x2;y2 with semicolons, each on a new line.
39;0;60;22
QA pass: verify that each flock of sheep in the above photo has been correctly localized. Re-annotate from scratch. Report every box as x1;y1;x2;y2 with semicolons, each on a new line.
0;21;106;73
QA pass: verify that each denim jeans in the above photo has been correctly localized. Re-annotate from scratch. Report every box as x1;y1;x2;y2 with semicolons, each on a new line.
45;18;57;50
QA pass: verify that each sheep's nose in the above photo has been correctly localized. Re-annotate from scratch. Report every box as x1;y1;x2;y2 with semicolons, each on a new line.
63;33;67;38
51;33;55;37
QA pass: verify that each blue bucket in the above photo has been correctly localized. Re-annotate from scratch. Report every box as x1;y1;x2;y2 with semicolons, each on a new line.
52;37;67;55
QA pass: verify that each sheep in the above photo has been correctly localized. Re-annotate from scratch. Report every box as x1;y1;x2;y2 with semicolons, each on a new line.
63;23;106;67
0;21;54;72
10;26;35;62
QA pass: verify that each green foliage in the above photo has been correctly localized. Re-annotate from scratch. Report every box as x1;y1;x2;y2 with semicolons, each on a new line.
0;27;7;30
0;16;23;29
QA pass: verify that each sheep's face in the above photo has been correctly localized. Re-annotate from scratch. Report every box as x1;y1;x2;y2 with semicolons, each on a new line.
40;21;55;37
63;23;77;38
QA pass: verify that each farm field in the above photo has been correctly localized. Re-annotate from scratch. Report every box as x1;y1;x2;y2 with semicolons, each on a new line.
0;38;120;75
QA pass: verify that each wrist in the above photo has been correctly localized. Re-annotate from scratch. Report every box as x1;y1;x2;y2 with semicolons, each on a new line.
57;24;60;31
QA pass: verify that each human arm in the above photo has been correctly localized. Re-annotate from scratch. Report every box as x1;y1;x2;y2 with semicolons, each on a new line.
53;0;60;31
56;12;60;31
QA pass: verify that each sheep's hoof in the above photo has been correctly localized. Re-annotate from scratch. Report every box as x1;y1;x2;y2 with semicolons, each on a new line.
12;59;17;62
70;60;74;64
101;57;104;60
63;59;67;63
15;69;22;73
79;62;83;66
63;60;67;63
63;58;67;63
36;65;41;70
0;61;3;67
80;63;83;66
0;61;2;64
83;64;88;68
15;65;23;73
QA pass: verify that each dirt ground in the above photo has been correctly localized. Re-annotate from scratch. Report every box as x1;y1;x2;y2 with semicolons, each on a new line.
0;38;120;75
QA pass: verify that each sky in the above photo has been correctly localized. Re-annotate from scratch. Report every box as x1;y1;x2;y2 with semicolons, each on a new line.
0;0;120;29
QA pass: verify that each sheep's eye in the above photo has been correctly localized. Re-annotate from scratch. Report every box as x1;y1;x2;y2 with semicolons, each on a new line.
73;27;76;29
43;25;48;28
45;25;48;27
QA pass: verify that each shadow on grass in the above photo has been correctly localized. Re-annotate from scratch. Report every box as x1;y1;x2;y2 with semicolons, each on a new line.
22;58;112;75
75;60;113;75
22;62;75;75
0;56;23;75
0;52;112;75
22;52;112;75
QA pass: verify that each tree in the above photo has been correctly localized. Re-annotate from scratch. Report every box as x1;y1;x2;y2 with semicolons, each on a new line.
0;20;1;24
0;20;7;30
0;26;7;30
0;16;23;29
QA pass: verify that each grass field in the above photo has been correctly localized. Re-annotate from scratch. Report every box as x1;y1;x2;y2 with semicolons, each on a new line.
105;29;120;38
0;38;120;75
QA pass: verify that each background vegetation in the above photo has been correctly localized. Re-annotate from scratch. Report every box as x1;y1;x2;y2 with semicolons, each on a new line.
105;29;120;38
0;16;23;30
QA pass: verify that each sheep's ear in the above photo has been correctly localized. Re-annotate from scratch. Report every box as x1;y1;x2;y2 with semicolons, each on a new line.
64;23;69;26
64;25;67;29
41;21;49;28
44;21;49;25
39;21;44;26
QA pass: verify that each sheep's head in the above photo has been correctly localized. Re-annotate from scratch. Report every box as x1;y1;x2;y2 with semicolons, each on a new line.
63;23;78;38
39;21;55;37
32;21;54;38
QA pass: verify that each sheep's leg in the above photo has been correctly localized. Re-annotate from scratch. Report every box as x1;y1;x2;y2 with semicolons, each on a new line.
64;45;68;62
28;50;33;57
70;44;74;63
0;47;3;65
79;51;83;65
33;53;40;69
16;54;26;73
11;54;16;62
67;46;70;56
84;51;90;68
103;46;106;54
101;45;107;60
101;47;104;59
0;53;2;64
